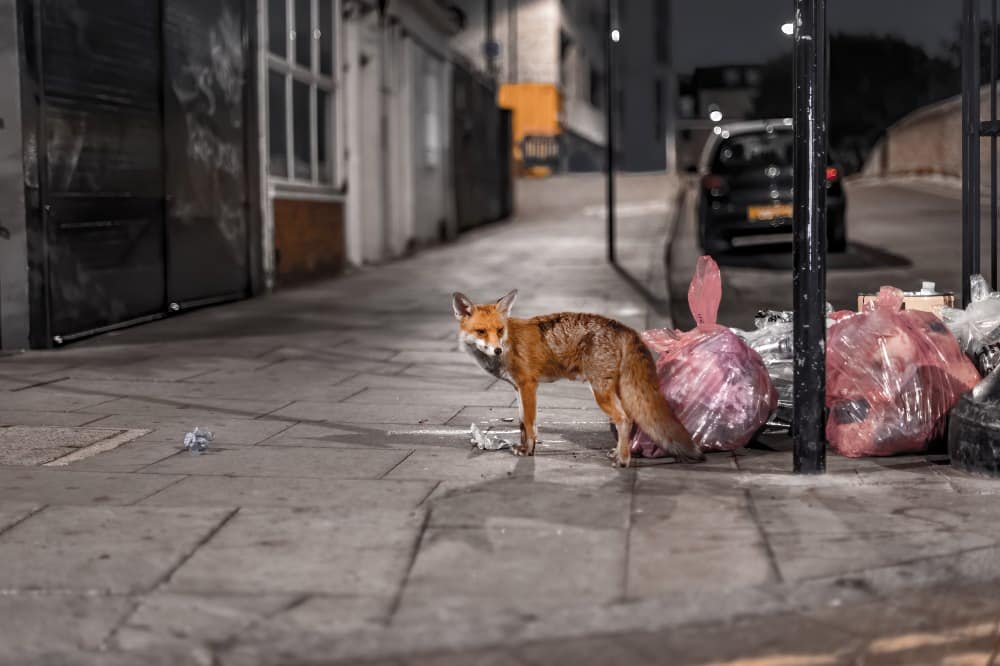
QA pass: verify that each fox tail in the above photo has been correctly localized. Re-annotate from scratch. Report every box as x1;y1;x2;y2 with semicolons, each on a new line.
618;343;703;462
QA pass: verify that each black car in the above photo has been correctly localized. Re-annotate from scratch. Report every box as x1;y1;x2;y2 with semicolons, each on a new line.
694;119;847;253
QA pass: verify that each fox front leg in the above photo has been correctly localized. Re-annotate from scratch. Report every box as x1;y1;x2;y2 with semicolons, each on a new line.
514;381;538;456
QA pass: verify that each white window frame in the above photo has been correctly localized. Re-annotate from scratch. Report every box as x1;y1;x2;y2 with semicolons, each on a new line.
265;0;341;192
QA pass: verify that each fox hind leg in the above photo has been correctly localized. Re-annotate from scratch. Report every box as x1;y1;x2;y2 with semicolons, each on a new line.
591;382;632;468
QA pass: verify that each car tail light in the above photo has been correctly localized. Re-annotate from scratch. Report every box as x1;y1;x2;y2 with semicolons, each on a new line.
826;166;839;182
701;174;728;196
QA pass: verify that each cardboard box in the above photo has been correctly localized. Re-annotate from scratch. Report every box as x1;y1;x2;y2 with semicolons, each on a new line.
857;292;955;313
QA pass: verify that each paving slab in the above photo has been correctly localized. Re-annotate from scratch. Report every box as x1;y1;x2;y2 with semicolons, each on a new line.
332;372;495;393
168;508;425;596
141;445;412;479
397;522;627;615
74;397;286;420
112;593;293;653
344;388;515;408
83;416;294;446
0;594;135;662
384;448;520;485
269;401;461;425
0;409;106;427
0;505;234;593
0;426;129;466
66;441;187;473
142;476;435;509
0;467;183;505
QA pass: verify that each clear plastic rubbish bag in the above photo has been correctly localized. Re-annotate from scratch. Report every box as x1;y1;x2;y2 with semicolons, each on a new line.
826;286;980;457
939;275;1000;375
631;256;777;456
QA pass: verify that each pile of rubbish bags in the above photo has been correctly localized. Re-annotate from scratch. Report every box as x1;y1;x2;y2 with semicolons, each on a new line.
633;255;995;459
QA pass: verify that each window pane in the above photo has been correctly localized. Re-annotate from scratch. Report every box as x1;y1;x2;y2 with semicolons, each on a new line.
292;79;312;180
294;0;311;68
268;70;287;177
317;88;333;184
319;0;333;76
268;0;286;58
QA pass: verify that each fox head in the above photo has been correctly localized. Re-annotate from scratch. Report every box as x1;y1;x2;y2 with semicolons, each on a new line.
452;290;517;357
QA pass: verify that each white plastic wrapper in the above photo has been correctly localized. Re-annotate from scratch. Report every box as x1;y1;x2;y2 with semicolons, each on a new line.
939;275;1000;374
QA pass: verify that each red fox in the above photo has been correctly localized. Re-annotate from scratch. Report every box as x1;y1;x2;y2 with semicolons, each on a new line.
452;290;702;467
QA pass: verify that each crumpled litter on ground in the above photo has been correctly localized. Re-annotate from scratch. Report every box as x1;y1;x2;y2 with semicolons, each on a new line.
470;423;517;451
183;427;213;453
631;256;777;456
938;274;1000;375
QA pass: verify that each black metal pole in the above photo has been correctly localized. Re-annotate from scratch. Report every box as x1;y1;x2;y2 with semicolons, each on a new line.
792;0;828;474
606;0;616;264
992;0;998;290
963;0;981;305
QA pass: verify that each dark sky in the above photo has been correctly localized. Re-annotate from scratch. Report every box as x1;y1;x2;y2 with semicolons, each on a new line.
672;0;962;74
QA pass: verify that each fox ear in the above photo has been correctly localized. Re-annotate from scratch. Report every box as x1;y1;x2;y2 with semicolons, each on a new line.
452;292;474;320
496;289;517;316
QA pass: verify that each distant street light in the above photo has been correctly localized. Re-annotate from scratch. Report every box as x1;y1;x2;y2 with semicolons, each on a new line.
709;110;723;122
713;126;723;135
781;22;794;36
610;28;621;42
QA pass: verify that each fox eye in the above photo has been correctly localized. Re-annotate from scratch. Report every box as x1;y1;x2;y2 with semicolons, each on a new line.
497;328;504;336
475;329;486;336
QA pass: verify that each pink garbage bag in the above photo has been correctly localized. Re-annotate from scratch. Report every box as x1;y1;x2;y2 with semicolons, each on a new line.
631;256;777;456
826;287;980;457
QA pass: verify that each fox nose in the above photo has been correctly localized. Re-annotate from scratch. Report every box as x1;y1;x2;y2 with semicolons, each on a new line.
493;347;502;356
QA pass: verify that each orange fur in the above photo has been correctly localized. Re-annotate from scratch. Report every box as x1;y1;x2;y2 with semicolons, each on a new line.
452;291;701;467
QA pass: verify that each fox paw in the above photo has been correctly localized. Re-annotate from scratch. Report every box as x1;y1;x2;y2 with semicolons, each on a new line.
513;443;535;457
612;454;631;469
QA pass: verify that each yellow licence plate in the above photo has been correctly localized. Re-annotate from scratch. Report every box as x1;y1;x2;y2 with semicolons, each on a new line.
747;204;793;221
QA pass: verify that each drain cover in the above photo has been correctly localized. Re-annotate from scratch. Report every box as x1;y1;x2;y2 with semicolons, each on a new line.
0;426;150;466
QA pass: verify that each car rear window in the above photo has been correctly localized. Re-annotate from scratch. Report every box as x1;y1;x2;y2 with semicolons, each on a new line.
712;130;793;172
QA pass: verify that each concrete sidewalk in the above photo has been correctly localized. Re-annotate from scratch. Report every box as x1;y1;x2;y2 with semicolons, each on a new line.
0;174;999;665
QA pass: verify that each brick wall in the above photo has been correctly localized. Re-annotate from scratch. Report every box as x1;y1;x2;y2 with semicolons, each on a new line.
273;199;345;287
867;87;1000;182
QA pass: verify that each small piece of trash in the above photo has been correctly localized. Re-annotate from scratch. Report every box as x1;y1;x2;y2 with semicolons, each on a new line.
470;423;517;451
183;427;214;454
501;417;516;423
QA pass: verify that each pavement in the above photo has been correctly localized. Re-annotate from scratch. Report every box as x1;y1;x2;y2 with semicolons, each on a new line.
0;174;999;665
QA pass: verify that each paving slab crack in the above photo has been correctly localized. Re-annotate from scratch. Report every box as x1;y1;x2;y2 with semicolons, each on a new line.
386;507;431;623
149;507;240;592
379;450;416;479
0;504;47;539
744;488;784;584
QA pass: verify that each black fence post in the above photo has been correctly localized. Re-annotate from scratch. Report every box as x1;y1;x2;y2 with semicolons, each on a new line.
792;0;828;474
962;0;981;305
605;0;616;265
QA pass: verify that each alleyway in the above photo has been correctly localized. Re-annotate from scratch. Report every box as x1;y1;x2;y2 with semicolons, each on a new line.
1;175;999;665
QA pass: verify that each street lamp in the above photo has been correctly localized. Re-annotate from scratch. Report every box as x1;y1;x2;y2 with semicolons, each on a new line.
709;110;723;122
610;28;620;42
781;22;794;36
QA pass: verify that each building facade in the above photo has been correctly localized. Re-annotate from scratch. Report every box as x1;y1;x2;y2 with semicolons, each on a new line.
451;0;674;174
0;0;510;350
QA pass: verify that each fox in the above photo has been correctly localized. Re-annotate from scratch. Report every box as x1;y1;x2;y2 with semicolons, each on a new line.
452;290;702;467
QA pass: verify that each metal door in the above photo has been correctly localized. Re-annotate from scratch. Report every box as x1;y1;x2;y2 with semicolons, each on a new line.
163;0;250;307
37;0;167;342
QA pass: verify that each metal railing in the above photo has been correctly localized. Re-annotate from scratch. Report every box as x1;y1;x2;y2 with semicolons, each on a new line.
520;135;561;170
962;0;1000;304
